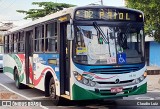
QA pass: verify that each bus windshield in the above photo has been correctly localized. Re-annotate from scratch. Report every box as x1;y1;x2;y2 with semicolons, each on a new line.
73;23;144;65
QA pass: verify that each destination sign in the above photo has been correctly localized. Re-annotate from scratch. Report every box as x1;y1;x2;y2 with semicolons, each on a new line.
75;8;143;22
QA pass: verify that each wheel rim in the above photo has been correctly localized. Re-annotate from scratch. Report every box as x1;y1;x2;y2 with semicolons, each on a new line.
50;82;56;99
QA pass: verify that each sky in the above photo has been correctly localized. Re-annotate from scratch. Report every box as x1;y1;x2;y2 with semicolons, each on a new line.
0;0;125;26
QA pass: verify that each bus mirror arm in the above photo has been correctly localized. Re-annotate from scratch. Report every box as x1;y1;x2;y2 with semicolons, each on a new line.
67;24;74;40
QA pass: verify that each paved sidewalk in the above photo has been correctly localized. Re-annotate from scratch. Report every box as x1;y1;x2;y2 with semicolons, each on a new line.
147;75;160;92
0;85;26;100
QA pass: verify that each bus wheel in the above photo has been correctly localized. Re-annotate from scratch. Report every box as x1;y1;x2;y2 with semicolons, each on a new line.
49;77;60;105
15;69;23;89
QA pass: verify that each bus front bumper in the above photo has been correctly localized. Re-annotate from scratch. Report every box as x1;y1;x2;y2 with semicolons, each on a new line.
72;82;147;100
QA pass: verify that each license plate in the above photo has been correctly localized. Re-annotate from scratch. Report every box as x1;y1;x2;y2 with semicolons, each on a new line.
111;87;123;93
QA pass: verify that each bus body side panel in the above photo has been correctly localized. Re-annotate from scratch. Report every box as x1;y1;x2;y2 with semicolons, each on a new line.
33;54;60;96
70;63;147;100
3;54;26;84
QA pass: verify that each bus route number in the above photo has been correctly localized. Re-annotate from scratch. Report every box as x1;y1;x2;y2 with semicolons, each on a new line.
84;11;93;19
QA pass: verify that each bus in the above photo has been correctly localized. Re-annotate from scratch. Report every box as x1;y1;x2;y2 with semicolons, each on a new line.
3;5;147;103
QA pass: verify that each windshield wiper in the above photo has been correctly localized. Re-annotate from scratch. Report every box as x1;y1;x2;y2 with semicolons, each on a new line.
93;21;111;57
93;22;109;43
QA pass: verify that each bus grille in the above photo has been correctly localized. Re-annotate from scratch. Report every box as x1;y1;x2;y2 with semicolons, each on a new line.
97;79;134;84
89;67;141;74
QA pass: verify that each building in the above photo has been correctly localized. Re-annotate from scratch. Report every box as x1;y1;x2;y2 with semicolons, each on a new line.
145;35;160;74
0;22;15;53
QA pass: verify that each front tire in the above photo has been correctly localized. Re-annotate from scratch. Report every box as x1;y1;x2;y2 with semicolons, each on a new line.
49;77;61;105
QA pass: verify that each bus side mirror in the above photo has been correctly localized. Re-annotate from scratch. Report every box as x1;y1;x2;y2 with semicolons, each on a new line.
67;24;74;40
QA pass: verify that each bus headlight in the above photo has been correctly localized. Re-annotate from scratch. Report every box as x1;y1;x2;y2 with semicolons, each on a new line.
83;78;89;84
90;81;96;87
134;72;146;84
73;71;83;81
139;76;144;81
73;71;96;87
139;72;147;82
135;78;140;84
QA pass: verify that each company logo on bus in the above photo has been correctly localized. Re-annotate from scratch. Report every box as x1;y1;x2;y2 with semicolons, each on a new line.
115;79;120;84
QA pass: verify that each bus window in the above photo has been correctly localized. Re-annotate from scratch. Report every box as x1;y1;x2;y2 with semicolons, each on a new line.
9;35;13;53
34;25;44;52
13;33;18;53
17;32;24;53
4;35;9;53
46;22;58;52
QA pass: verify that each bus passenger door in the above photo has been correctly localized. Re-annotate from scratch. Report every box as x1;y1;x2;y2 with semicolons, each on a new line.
59;22;70;95
25;30;33;84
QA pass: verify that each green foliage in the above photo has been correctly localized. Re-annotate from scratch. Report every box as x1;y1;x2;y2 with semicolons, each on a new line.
17;2;75;20
126;0;160;42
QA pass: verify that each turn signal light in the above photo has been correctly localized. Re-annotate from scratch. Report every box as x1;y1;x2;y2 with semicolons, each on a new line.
77;75;83;81
144;71;147;77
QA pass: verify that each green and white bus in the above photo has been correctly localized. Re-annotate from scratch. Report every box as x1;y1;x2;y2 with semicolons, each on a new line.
3;5;147;103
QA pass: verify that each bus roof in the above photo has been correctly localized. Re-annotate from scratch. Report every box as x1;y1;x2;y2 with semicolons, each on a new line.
7;7;75;33
6;5;143;34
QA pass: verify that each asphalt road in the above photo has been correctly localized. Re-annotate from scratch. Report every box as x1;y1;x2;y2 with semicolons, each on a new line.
0;73;160;109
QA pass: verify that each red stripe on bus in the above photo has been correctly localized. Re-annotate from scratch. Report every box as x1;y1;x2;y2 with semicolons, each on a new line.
33;67;54;86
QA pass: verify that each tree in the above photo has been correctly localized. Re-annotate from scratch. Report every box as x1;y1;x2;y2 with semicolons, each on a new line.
17;2;75;20
126;0;160;42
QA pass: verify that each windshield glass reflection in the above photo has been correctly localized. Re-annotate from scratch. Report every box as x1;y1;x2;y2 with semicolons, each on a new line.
73;24;144;65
